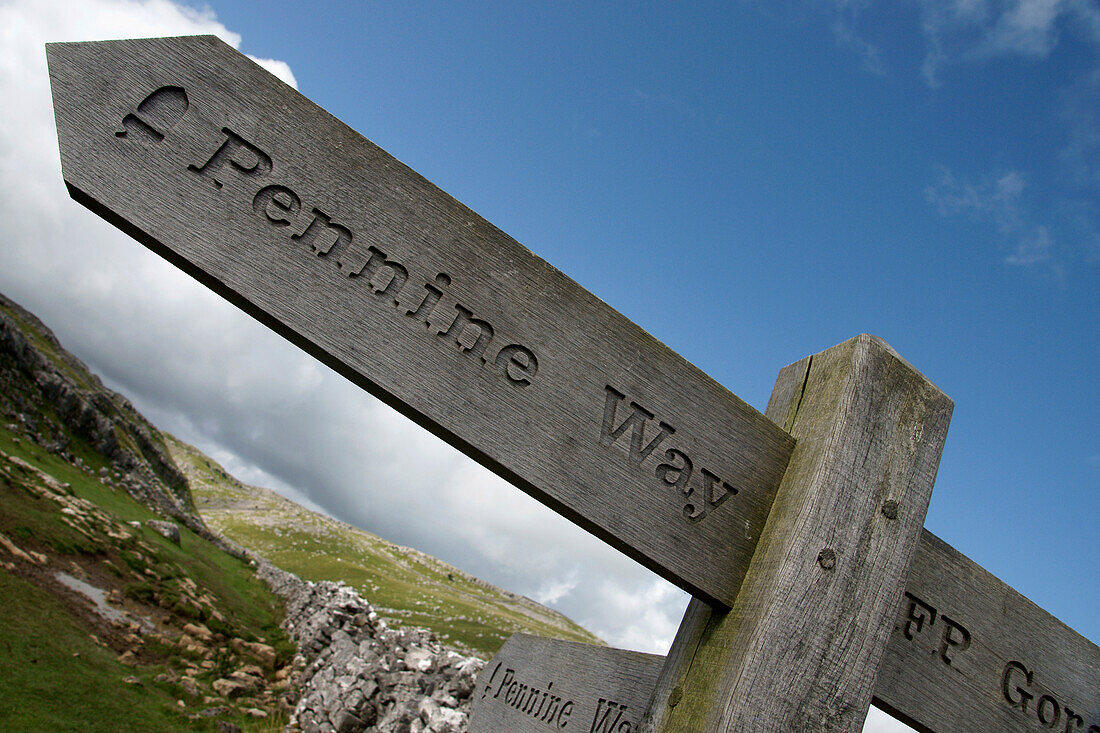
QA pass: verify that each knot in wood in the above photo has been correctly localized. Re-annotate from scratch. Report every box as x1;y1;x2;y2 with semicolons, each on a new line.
817;548;837;570
881;499;899;520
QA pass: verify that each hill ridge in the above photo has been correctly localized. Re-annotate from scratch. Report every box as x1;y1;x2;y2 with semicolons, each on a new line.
170;433;603;656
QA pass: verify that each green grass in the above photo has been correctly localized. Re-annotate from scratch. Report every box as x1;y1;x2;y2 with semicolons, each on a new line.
171;434;604;658
0;571;289;733
0;570;223;732
0;427;294;731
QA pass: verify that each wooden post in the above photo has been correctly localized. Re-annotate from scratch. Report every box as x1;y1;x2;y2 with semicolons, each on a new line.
642;334;953;732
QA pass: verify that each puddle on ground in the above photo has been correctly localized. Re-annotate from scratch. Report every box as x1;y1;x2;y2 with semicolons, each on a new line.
54;571;150;629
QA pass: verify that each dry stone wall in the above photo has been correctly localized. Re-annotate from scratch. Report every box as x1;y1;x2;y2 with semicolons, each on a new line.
256;561;483;733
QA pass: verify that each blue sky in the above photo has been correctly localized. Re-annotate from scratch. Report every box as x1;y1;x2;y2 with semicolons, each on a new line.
0;2;1096;730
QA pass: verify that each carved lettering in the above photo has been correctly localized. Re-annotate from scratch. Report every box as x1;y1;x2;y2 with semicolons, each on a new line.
903;592;937;640
938;614;970;665
682;467;737;523
368;257;409;304
1064;709;1085;731
1000;661;1097;731
252;184;301;227
116;85;188;144
599;387;674;464
495;344;538;386
897;592;982;683
185;127;538;388
589;698;633;733
481;662;502;699
655;448;692;492
1004;661;1034;712
559;700;574;728
292;207;353;258
439;304;494;361
542;695;562;723
405;273;450;322
599;385;740;523
1037;695;1061;728
188;127;271;189
481;664;575;728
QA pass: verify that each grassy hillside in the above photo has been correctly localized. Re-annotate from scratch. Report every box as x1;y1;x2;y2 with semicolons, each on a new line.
0;295;294;731
170;436;604;658
0;426;291;732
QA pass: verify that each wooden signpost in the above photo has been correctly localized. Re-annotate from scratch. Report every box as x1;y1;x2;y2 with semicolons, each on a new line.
472;634;663;732
47;34;791;609
47;36;1097;732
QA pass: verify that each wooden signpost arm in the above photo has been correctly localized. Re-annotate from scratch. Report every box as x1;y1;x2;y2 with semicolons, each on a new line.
45;35;794;609
642;334;953;732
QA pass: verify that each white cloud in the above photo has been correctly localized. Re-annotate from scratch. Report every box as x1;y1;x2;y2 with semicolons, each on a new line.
246;55;297;89
815;0;1100;85
919;0;1100;82
1005;224;1054;265
926;168;1024;230
832;15;887;75
434;461;691;653
1059;67;1100;186
976;0;1063;57
916;0;992;86
926;167;1055;265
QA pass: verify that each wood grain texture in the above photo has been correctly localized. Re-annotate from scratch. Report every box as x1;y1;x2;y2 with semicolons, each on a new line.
46;36;795;606
637;595;713;731
616;528;1100;733
645;334;953;732
469;634;664;732
873;529;1099;733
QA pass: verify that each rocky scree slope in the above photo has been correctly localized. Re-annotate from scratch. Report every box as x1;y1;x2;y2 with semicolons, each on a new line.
0;293;300;730
0;292;200;532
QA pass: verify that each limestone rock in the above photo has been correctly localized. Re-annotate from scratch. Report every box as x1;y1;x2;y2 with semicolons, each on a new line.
211;678;249;699
231;637;276;668
146;520;180;545
182;622;213;642
253;559;483;733
180;678;201;698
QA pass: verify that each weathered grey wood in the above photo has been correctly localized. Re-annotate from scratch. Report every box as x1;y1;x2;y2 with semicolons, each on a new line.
470;634;663;732
593;528;1100;732
873;529;1100;733
638;595;712;730
643;334;953;732
45;35;795;606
